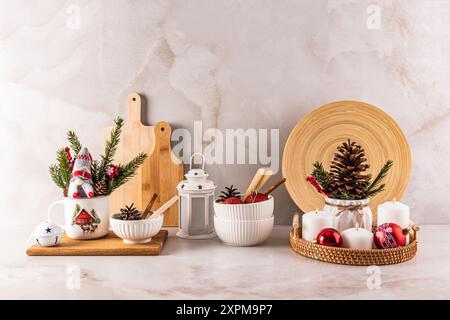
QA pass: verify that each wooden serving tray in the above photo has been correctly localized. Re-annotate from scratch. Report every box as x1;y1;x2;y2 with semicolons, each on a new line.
290;228;418;266
26;230;168;256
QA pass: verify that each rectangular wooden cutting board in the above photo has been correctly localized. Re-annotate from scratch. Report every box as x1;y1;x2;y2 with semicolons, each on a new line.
105;93;184;226
26;230;168;256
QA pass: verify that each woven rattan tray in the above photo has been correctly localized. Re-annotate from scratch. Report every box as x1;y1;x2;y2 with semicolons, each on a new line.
290;227;418;266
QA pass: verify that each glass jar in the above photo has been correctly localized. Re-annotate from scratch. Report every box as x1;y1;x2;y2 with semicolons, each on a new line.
323;198;373;232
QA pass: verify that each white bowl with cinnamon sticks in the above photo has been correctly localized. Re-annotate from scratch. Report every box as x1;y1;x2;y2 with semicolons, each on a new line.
213;169;286;246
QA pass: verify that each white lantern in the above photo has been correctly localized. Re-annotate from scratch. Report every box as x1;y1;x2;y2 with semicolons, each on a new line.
176;153;216;239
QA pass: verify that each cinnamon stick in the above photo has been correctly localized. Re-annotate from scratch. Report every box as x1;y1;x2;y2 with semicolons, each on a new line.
262;178;286;196
141;193;158;219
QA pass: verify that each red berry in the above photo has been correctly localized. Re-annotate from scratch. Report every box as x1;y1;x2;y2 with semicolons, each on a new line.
88;192;94;198
243;193;269;204
73;192;80;199
223;197;243;204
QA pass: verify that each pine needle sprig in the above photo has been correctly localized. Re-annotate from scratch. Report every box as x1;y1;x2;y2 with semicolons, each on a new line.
311;161;333;194
49;165;64;189
48;148;72;196
57;148;71;185
99;117;124;175
67;131;82;155
366;160;393;197
108;153;147;194
91;160;101;185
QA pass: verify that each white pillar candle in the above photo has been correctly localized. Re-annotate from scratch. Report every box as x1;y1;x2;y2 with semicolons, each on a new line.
342;226;373;249
377;200;410;229
302;210;333;242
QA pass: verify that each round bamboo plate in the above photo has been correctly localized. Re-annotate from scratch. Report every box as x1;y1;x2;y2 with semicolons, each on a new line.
282;101;411;215
290;228;418;266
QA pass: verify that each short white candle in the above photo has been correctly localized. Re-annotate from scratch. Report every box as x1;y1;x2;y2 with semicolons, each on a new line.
377;200;410;229
342;225;373;249
302;210;333;242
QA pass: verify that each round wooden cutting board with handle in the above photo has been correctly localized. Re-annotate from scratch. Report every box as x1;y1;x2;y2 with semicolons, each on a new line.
105;93;183;226
282;100;411;215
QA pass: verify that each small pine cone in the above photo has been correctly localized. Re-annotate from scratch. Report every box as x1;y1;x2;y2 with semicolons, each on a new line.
94;180;108;197
119;212;141;220
119;203;141;220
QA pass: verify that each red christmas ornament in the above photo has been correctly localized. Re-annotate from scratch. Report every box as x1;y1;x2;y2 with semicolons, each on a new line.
106;164;120;180
374;223;407;249
316;228;343;247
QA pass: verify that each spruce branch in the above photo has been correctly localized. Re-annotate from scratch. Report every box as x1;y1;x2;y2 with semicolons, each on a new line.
366;160;393;197
311;161;333;193
67;131;82;155
49;165;64;189
99;117;124;179
57;148;71;185
91;160;101;185
107;153;147;194
49;148;72;196
366;184;386;198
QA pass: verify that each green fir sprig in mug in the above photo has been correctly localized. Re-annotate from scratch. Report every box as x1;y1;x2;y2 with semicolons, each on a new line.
49;117;148;197
306;139;393;200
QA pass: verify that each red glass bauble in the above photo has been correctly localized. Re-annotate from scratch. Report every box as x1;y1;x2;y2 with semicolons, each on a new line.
374;223;407;249
316;228;343;247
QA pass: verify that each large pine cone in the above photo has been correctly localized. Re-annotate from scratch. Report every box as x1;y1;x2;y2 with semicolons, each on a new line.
329;139;370;199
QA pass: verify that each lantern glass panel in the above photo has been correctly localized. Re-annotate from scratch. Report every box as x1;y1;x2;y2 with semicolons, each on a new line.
191;197;207;235
180;195;188;231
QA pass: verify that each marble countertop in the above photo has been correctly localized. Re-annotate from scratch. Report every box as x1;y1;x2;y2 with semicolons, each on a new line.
1;225;449;299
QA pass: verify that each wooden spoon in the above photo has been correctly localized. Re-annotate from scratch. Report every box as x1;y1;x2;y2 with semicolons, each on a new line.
141;193;158;220
255;169;273;192
244;168;266;198
150;195;179;219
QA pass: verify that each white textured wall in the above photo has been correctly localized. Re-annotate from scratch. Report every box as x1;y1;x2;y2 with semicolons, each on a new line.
1;0;449;225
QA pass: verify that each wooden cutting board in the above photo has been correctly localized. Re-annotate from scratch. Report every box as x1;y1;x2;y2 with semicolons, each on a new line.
105;93;184;226
26;230;168;256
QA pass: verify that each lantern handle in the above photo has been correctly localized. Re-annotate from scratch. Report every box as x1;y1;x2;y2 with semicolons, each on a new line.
190;153;206;170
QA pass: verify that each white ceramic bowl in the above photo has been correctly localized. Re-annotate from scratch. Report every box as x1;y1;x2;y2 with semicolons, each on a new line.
110;214;163;244
214;196;274;220
214;215;274;246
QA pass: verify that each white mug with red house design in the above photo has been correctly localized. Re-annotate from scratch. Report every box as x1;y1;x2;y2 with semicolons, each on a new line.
48;196;110;240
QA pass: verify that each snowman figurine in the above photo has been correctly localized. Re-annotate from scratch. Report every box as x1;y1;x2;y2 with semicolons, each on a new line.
68;147;95;199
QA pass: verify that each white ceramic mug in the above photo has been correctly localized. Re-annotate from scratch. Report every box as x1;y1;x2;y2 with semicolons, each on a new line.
48;196;110;240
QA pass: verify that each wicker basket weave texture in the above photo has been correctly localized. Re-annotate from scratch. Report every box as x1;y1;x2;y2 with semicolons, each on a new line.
290;228;417;266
